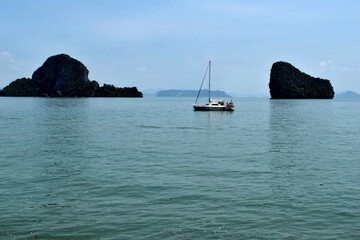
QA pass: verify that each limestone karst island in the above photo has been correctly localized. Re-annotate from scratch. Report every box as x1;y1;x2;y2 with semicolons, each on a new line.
269;61;334;99
0;54;142;97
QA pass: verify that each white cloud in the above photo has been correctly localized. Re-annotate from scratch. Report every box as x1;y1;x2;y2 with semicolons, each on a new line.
93;19;172;41
0;51;11;57
135;65;161;79
339;66;349;72
319;60;349;72
0;51;18;71
320;60;332;67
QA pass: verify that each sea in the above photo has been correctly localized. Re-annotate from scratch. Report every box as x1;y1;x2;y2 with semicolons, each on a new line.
0;97;359;240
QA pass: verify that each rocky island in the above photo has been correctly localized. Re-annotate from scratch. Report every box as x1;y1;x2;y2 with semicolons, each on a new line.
269;61;334;99
0;54;142;97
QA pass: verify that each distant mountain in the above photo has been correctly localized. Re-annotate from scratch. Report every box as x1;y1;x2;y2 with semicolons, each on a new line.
142;88;164;96
335;91;360;98
157;89;231;97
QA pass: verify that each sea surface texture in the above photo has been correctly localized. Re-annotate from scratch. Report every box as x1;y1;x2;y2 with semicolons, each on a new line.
0;97;359;239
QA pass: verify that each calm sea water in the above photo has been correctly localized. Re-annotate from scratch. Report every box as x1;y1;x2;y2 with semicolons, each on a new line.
0;97;359;239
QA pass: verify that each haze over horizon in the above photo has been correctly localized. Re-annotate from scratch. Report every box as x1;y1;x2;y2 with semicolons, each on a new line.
1;0;359;97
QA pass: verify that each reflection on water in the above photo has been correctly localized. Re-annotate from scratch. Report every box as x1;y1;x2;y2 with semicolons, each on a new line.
267;100;335;206
268;99;334;157
37;98;90;144
269;100;307;153
33;99;92;181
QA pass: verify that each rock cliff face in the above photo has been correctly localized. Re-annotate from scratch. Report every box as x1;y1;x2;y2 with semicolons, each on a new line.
31;54;98;97
269;61;334;99
0;54;142;97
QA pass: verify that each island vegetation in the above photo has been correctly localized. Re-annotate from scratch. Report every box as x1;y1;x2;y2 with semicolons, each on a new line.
0;54;142;98
94;84;142;97
269;61;334;99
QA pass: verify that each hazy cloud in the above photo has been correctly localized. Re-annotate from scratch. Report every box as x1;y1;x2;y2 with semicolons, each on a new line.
93;20;172;41
0;51;18;71
339;66;349;72
320;60;332;67
0;51;11;57
320;60;349;72
208;1;268;15
1;1;360;95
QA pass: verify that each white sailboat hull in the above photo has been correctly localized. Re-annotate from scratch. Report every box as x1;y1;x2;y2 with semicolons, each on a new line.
193;105;234;111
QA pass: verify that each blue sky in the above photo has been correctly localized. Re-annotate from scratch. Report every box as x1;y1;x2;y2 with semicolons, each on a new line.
1;0;359;96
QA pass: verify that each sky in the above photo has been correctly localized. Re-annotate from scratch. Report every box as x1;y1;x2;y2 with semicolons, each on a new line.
0;0;359;97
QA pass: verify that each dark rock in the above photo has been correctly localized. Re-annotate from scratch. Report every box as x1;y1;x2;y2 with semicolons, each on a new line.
269;61;334;99
53;90;62;97
31;54;97;97
94;84;143;97
0;54;143;98
0;78;36;96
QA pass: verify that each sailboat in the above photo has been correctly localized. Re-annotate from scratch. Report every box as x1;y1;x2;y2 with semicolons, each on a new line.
193;60;234;111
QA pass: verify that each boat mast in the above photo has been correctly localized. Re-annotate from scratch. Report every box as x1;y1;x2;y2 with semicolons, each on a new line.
209;60;211;103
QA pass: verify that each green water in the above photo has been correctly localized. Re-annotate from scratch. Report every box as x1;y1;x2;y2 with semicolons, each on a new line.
0;97;359;239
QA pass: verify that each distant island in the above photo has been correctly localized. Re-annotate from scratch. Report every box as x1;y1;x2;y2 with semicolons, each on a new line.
335;91;360;99
157;89;231;97
269;61;334;99
0;54;142;97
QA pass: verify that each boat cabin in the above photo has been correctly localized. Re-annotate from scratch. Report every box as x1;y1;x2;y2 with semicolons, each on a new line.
207;99;225;106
